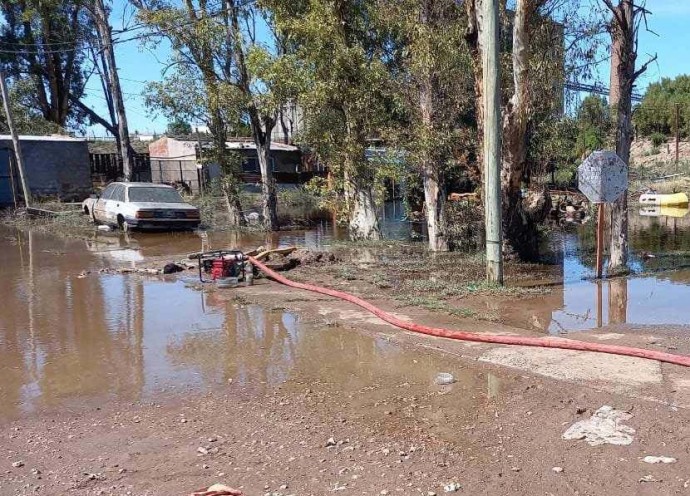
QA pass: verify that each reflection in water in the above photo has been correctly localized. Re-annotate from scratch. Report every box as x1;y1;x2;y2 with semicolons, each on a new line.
0;223;483;422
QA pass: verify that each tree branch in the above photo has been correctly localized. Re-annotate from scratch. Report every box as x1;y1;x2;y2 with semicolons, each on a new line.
632;52;657;82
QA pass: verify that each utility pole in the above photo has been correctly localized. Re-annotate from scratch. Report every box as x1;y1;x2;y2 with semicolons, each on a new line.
0;69;31;206
675;103;680;173
482;0;503;284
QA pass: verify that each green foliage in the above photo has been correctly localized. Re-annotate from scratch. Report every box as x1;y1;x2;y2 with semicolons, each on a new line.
574;95;612;158
650;131;666;148
166;119;192;136
634;75;690;137
267;0;394;203
0;0;90;129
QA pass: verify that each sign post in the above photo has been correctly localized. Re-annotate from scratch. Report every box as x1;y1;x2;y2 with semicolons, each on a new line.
577;151;628;279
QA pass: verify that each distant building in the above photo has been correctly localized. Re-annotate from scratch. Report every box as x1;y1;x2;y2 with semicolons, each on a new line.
0;135;91;205
147;136;321;193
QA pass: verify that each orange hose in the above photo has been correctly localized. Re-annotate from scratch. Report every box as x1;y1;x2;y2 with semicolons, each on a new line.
248;256;690;368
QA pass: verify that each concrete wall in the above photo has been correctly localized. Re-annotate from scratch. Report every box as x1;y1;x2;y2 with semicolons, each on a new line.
0;138;91;203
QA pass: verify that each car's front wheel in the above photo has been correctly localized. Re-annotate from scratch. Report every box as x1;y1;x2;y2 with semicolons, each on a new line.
117;215;129;232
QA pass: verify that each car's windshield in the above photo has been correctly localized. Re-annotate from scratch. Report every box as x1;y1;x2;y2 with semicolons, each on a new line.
128;187;184;203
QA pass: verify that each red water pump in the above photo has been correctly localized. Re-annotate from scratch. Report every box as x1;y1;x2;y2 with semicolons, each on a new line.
196;250;247;283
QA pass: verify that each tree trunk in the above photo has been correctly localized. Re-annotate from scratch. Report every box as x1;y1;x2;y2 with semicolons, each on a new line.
419;0;448;252
256;134;279;229
343;111;380;241
464;0;484;184
608;0;635;273
221;180;245;226
93;0;133;181
349;183;381;241
501;0;538;260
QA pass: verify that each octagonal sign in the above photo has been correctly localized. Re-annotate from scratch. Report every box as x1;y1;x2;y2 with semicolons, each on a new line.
577;151;628;204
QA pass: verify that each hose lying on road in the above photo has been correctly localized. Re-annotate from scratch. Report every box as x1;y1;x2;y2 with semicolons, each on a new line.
248;256;690;368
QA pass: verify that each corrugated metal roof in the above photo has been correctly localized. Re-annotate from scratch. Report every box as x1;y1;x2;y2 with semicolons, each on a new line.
0;135;86;142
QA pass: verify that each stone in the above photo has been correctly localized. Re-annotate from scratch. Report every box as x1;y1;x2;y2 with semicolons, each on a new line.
443;482;461;492
642;456;677;464
12;461;24;468
325;437;337;447
552;467;564;473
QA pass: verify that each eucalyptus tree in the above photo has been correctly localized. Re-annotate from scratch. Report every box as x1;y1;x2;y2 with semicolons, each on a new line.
134;0;302;229
267;0;393;240
381;0;474;251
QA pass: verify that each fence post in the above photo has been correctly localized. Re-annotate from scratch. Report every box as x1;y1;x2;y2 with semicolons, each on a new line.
179;160;183;183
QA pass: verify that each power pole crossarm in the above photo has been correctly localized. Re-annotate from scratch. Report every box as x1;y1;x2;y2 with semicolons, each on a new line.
0;69;31;206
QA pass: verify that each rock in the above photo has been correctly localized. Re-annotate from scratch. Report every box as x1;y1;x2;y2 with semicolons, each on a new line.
197;447;209;455
639;475;661;483
208;436;218;443
562;405;635;446
97;225;112;232
325;437;337;447
552;467;564;473
380;490;389;495
443;482;461;492
642;456;677;464
12;461;24;468
163;263;185;274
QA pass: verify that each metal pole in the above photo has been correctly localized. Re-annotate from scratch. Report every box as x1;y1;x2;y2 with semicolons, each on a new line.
0;69;31;206
595;203;605;278
675;103;680;172
481;0;503;284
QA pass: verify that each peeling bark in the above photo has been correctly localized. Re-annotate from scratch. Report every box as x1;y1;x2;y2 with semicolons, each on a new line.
500;0;539;260
419;0;448;252
607;0;635;272
464;0;484;184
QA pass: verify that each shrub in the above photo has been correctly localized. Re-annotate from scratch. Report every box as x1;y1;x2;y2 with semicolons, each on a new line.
650;132;666;148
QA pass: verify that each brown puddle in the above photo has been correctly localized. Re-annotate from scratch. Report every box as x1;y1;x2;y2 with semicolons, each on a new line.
2;204;690;421
0;228;499;423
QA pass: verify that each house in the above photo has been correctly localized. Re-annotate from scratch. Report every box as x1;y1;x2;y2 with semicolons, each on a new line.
0;135;91;205
147;136;321;193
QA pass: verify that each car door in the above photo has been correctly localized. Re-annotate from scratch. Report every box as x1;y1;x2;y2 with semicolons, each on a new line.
94;184;115;223
104;184;125;224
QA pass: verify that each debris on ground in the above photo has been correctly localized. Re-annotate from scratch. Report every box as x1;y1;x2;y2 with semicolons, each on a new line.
443;482;461;492
163;262;186;274
642;456;677;464
190;483;243;495
552;466;564;473
639;475;662;483
435;372;455;385
288;248;338;266
562;405;635;446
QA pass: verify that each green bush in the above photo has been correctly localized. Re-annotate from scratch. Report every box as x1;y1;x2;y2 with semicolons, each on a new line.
651;132;666;148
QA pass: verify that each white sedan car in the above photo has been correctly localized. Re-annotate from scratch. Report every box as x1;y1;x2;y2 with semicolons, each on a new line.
83;182;200;231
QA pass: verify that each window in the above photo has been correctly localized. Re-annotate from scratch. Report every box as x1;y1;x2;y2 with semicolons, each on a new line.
101;184;116;200
112;185;126;202
128;187;184;203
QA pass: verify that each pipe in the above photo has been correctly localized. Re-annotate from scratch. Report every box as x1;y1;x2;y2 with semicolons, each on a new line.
248;256;690;368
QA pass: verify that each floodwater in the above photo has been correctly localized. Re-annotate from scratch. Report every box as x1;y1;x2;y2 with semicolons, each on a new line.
1;204;689;420
0;224;500;423
495;210;690;333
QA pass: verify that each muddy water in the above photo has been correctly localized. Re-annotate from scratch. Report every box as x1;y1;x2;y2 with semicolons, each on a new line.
1;206;689;420
495;210;690;333
0;227;498;423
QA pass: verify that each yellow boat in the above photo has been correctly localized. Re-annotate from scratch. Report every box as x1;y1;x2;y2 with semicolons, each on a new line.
639;206;690;218
638;192;689;207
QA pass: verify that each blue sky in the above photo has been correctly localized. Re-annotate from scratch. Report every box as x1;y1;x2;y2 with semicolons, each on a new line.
78;0;690;136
